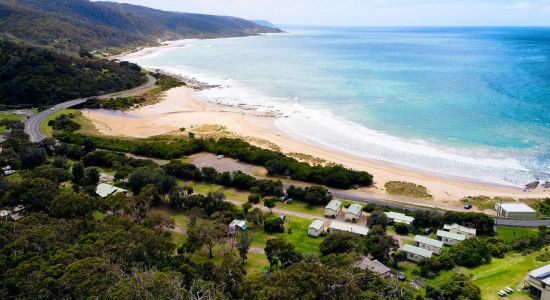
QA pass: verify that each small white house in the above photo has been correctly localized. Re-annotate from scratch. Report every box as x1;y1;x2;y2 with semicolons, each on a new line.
495;202;537;219
328;221;370;236
437;230;466;245
443;223;476;238
324;200;343;218
345;204;363;222
385;211;415;225
96;183;128;198
308;219;326;237
414;235;444;255
527;264;550;300
228;219;248;235
402;244;433;262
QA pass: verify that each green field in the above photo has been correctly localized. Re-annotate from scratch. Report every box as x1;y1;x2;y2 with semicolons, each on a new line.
39;108;79;137
0;110;29;121
496;226;538;242
248;215;323;255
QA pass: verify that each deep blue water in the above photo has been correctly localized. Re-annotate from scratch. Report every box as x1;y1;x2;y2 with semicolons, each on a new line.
127;27;550;186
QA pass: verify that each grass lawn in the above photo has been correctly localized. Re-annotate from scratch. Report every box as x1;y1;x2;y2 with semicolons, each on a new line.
249;215;323;255
39;109;79;137
0;111;27;121
244;252;270;275
496;226;538;242
181;181;249;203
0;125;7;135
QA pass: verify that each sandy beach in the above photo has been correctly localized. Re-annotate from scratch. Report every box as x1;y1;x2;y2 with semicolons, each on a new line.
82;84;550;205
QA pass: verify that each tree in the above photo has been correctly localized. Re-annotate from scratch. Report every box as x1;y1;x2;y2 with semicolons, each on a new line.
126;184;159;223
185;219;224;259
319;231;362;256
367;210;388;229
18;146;47;169
235;231;251;264
53;155;69;169
83;138;97;153
248;193;260;204
426;272;481;300
264;238;303;269
364;225;399;263
304;185;332;205
84;167;100;185
264;197;276;214
242;202;252;214
394;223;409;235
128;167;177;194
264;217;284;233
29;165;70;184
72;161;85;183
58;257;120;299
448;238;491;267
8;178;58;211
49;191;95;218
107;271;187;300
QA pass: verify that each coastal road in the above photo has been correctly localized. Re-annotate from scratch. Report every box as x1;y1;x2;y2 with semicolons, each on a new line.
25;75;156;142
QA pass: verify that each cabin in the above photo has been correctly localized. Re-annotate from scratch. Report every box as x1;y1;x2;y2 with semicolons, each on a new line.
228;219;248;235
527;264;550;300
402;244;433;262
495;202;537;219
345;204;363;222
308;219;326;237
443;223;476;238
385;211;415;225
354;257;391;278
96;183;128;198
437;230;465;245
414;235;444;255
324;200;343;218
328;221;370;236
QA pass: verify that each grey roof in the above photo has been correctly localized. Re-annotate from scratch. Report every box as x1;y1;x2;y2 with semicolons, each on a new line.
355;257;391;275
496;202;536;213
325;200;342;211
385;211;415;224
414;235;444;248
437;230;466;241
530;264;550;285
329;221;370;235
309;220;325;231
443;223;476;235
403;244;433;258
96;183;127;198
347;204;363;216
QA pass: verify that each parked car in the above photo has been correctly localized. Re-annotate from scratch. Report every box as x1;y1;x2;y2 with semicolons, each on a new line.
396;272;407;281
423;227;432;235
464;203;473;210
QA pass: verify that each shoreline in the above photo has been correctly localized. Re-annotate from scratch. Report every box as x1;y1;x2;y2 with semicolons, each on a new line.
82;84;550;204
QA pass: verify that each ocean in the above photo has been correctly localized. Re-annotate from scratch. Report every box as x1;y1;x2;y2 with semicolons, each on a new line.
125;27;550;187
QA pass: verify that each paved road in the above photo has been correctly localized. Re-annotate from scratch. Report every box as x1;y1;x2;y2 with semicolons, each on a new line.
25;75;156;142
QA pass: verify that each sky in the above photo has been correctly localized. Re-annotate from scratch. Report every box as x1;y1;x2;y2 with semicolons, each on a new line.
107;0;550;26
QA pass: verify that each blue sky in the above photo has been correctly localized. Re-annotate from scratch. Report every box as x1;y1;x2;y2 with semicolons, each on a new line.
108;0;550;26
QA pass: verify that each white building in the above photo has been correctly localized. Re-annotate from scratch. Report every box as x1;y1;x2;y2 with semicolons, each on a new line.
228;219;248;235
443;223;477;238
345;204;363;222
96;183;128;198
495;202;537;219
385;211;415;225
308;219;326;237
437;230;466;245
402;244;433;262
414;235;444;255
527;264;550;300
324;200;343;218
328;221;370;236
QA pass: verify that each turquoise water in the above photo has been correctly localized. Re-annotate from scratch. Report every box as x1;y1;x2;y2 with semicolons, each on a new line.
126;27;550;186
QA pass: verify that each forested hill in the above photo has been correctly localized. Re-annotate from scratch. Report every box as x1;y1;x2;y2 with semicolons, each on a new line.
0;39;146;106
0;0;281;53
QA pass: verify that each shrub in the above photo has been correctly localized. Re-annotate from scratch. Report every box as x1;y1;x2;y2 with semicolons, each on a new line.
248;194;260;204
394;223;409;235
384;181;432;199
264;217;284;233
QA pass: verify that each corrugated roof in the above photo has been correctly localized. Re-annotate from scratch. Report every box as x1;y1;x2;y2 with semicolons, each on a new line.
414;235;444;248
385;211;415;224
96;183;127;198
443;223;476;235
329;221;369;235
529;264;550;285
325;200;342;211
355;257;391;275
497;203;536;213
347;204;363;215
309;220;325;231
437;230;466;241
403;244;433;258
